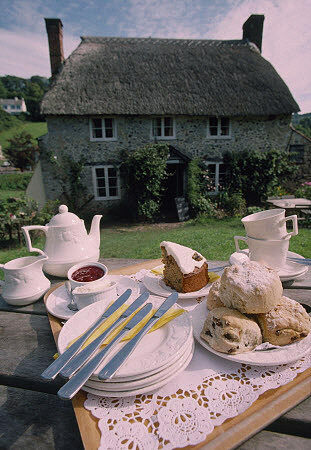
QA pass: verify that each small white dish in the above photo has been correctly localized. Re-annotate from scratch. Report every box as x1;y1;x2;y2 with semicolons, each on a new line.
73;280;118;310
192;301;311;366
45;275;140;320
81;343;194;398
229;250;308;282
143;274;212;299
57;295;192;379
67;261;108;289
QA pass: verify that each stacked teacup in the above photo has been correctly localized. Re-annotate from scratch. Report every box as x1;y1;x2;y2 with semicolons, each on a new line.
234;209;298;270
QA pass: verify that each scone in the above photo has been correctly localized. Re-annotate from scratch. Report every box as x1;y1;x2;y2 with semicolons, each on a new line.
219;262;282;314
257;296;310;345
200;307;262;354
206;279;224;310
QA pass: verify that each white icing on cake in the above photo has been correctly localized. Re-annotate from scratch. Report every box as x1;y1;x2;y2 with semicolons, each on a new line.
160;241;206;274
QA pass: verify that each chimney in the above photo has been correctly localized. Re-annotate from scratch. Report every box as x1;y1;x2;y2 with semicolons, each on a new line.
243;14;265;52
45;18;64;77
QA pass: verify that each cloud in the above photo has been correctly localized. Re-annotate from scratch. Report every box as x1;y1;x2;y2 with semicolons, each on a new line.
209;0;311;113
0;28;80;78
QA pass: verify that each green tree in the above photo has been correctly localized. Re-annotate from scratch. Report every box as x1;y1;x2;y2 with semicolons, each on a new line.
121;143;169;221
4;131;39;171
0;79;8;98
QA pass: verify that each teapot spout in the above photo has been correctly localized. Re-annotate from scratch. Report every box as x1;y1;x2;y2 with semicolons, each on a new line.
89;214;102;246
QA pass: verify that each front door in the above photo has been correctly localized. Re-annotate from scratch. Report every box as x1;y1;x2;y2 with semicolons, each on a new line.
161;163;185;219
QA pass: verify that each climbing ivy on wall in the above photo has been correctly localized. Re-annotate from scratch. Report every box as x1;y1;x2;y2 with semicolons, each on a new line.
121;143;169;222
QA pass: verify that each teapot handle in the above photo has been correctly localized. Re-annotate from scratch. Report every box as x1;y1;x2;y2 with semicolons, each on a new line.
22;225;47;257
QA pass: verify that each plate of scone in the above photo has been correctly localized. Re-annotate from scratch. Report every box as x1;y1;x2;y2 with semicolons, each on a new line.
192;261;311;366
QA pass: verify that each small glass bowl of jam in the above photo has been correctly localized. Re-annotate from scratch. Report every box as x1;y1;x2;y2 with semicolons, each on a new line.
67;261;108;289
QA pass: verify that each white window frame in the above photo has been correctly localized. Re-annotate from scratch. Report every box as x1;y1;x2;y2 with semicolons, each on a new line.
205;161;227;193
150;116;176;140
207;117;231;139
92;165;121;200
89;118;117;142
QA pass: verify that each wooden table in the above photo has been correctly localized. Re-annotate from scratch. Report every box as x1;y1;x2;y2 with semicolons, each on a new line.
0;258;310;449
266;198;311;216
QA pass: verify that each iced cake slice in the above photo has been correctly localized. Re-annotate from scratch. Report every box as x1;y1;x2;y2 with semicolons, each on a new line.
160;241;209;293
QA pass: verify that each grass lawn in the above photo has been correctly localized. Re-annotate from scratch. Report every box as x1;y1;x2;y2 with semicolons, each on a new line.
0;121;47;150
0;218;310;269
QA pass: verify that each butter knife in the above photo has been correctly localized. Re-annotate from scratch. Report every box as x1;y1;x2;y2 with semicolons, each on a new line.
41;288;132;381
97;291;178;381
60;291;150;378
58;302;153;400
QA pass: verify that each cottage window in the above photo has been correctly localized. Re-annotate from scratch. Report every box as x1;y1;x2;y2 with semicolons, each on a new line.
151;117;175;139
90;118;117;141
205;162;227;192
16;105;21;110
207;117;231;138
92;165;121;200
289;144;304;163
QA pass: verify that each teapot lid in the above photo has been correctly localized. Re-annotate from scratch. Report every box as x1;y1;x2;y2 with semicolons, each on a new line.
48;205;81;227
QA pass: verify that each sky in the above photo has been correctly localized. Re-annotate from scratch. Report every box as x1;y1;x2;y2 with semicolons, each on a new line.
0;0;310;113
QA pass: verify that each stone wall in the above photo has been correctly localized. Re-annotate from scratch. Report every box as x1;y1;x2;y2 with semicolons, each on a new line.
39;114;292;212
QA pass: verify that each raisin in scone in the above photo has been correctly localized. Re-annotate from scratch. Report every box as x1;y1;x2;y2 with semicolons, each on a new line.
219;262;282;314
200;307;262;354
257;296;310;346
206;279;225;310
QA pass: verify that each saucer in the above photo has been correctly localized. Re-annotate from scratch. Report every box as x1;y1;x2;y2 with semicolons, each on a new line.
45;275;140;320
229;250;308;282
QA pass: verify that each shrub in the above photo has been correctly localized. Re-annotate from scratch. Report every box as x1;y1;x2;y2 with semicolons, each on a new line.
0;196;59;244
223;149;297;205
295;181;311;200
0;172;33;190
121;143;169;222
217;191;247;217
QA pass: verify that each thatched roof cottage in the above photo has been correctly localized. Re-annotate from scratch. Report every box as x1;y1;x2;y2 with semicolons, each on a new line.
28;15;300;213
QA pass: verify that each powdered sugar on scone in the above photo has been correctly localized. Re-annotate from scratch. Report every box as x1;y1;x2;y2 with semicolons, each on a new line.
219;261;282;314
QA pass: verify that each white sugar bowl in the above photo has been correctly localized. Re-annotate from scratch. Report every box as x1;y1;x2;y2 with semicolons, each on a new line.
72;280;118;310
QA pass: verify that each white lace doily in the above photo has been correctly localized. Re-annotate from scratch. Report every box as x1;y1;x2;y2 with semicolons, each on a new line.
84;269;311;450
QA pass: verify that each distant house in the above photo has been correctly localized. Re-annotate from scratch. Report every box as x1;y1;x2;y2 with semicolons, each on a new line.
0;97;27;115
28;15;300;211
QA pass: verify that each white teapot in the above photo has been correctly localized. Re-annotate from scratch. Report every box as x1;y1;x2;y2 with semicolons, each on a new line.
22;205;102;277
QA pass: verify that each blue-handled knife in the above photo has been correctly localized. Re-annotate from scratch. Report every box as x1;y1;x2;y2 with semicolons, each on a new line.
58;302;153;400
41;288;132;381
97;291;178;381
60;291;150;378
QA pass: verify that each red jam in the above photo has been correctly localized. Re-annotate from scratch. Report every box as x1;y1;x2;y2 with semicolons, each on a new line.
71;265;105;282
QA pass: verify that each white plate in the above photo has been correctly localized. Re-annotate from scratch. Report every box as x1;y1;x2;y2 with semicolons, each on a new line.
143;274;212;299
229;250;308;282
58;295;192;379
45;275;140;320
81;343;195;397
85;338;194;391
192;301;311;366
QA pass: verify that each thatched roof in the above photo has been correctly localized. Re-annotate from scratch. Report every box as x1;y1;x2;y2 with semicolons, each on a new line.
41;37;299;116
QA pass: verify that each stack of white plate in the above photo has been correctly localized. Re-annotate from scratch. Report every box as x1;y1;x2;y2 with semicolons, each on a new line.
58;295;194;397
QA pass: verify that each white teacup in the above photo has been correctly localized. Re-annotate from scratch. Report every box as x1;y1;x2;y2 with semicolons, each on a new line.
241;209;298;240
234;235;290;270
